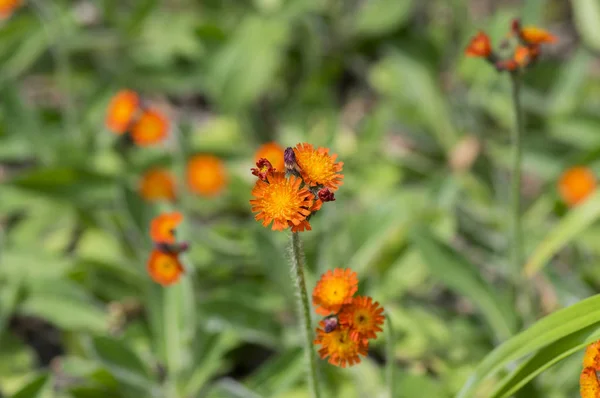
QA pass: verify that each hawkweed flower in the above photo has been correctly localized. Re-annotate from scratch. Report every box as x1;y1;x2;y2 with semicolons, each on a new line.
339;296;385;343
255;142;285;172
139;168;177;202
293;143;344;191
0;0;21;19
511;19;557;45
465;31;494;60
147;249;184;286
130;108;169;146
581;340;600;398
312;268;358;316
314;321;368;368
187;154;228;197
106;90;140;134
558;166;596;207
150;212;183;244
251;158;274;181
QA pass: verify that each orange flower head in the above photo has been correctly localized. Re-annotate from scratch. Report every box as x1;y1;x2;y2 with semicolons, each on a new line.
513;45;539;67
584;341;600;370
312;268;359;315
255;142;285;171
186;154;228;197
580;367;600;398
150;212;183;244
293;143;344;191
250;171;314;231
558;166;596;207
105;90;139;134
147;250;184;286
314;321;368;368
139;169;177;202
0;0;20;19
520;26;557;45
339;296;385;343
465;31;492;58
130;109;169;146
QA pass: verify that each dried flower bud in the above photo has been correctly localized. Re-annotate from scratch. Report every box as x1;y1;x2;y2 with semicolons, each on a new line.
323;316;338;333
251;158;274;181
318;188;336;202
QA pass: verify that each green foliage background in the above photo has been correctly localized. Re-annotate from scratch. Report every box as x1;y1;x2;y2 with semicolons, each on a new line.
2;0;600;397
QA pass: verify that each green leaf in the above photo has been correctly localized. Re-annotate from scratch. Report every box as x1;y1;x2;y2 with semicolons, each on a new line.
91;336;150;379
411;228;517;340
490;322;600;398
11;373;49;398
19;295;108;332
352;0;414;37
571;0;600;52
457;294;600;398
524;189;600;277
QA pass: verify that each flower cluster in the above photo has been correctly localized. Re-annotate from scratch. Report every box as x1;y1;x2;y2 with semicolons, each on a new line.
311;268;384;367
250;143;342;232
105;90;169;146
580;340;600;398
147;212;188;286
558;166;596;208
465;18;556;72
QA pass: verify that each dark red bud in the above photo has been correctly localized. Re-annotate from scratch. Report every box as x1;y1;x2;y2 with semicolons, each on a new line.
318;188;335;202
323;316;338;333
251;158;274;181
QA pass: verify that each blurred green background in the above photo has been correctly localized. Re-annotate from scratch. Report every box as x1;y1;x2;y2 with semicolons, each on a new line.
2;0;600;397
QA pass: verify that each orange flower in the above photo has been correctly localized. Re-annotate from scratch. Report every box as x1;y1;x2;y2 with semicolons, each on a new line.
250;171;314;231
558;166;596;207
312;268;358;316
513;45;539;67
150;212;183;244
130;109;169;146
255;142;285;172
584;341;600;370
339;296;385;343
520;26;557;45
147;250;184;286
581;367;600;398
465;31;492;58
105;90;140;134
186;154;228;197
314;321;368;368
0;0;20;19
139;169;177;202
293;143;344;191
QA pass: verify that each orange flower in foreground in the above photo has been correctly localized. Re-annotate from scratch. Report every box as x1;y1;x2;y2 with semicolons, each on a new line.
520;26;557;45
312;268;358;316
139;169;177;202
150;212;183;244
465;31;492;58
293;143;344;191
130;109;169;146
250;172;314;231
581;367;600;398
339;296;385;343
255;142;285;172
514;45;539;67
105;90;140;134
314;321;368;368
0;0;20;19
147;250;184;286
187;154;228;197
585;341;600;371
558;166;596;207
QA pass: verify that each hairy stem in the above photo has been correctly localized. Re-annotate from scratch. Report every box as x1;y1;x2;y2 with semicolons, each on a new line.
510;74;524;278
386;314;395;398
289;232;321;398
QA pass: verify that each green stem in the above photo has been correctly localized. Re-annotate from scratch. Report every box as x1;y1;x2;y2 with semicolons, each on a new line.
509;74;524;279
386;315;395;398
289;232;321;398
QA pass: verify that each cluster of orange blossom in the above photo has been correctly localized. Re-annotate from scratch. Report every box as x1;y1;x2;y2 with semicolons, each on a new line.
0;0;20;19
250;143;342;232
147;212;187;285
558;166;597;208
465;18;556;72
581;340;600;397
311;268;384;367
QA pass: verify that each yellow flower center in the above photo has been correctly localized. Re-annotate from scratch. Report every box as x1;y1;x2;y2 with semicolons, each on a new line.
261;179;304;219
321;279;350;306
296;150;337;185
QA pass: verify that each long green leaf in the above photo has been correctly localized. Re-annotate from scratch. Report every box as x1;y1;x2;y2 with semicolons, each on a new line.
457;294;600;398
524;189;600;277
411;229;517;340
490;322;600;398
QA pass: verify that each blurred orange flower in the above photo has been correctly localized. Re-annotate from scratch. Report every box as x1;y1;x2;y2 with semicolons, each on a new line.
581;367;600;398
150;212;183;244
0;0;21;19
186;154;228;197
139;169;177;202
250;172;313;231
314;321;368;368
558;166;596;207
255;142;285;172
147;250;184;286
105;90;139;134
465;31;492;58
312;268;358;316
339;296;385;343
130;109;169;146
584;341;600;371
293;143;344;191
519;26;557;45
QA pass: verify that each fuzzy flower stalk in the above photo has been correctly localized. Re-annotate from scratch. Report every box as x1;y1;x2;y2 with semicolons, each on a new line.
249;143;344;397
